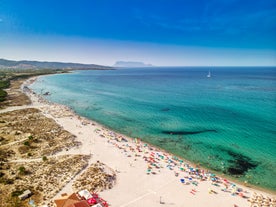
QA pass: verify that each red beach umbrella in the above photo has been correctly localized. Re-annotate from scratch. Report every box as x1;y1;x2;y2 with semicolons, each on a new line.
87;198;97;205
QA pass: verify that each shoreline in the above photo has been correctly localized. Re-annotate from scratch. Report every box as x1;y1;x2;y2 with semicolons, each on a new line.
21;76;276;206
27;75;276;195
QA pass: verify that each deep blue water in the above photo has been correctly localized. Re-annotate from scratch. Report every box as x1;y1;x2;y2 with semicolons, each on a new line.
31;67;276;191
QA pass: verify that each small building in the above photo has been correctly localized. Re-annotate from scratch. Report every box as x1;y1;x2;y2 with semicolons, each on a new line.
54;193;90;207
68;200;90;207
78;189;92;200
91;204;103;207
18;190;32;200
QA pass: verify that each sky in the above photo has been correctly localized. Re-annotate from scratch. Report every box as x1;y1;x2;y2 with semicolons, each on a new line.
0;0;275;66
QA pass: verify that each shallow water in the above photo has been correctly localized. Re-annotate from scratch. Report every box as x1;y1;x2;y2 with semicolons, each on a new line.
31;67;276;191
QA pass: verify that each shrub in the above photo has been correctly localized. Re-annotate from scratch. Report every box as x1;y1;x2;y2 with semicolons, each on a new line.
3;193;27;207
0;90;7;102
0;171;4;177
0;177;14;184
42;156;48;162
18;146;29;154
18;166;27;175
11;190;25;197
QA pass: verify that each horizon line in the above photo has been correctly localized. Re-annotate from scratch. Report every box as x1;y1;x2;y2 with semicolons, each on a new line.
1;58;276;68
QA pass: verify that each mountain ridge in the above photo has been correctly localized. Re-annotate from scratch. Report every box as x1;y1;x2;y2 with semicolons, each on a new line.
0;58;112;70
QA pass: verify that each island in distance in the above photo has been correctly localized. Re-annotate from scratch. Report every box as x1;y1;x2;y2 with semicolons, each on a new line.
113;61;153;68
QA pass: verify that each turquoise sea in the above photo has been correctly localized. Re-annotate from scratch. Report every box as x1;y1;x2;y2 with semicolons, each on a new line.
30;67;276;191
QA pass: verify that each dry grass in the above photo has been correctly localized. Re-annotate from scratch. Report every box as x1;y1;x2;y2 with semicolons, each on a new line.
0;107;84;206
0;155;90;206
73;162;116;193
0;108;80;159
0;79;31;109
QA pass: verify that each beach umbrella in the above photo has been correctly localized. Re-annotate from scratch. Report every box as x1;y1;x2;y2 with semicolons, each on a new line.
180;178;185;183
92;193;99;198
223;179;229;184
192;181;198;186
238;192;244;198
87;198;97;205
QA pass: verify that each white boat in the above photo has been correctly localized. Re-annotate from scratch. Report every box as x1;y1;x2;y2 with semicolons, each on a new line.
207;70;211;78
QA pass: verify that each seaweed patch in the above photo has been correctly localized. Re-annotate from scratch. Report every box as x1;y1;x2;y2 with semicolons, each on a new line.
225;150;258;176
160;108;170;112
162;129;217;135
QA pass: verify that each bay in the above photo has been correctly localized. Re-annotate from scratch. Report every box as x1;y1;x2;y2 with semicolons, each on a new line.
30;67;276;191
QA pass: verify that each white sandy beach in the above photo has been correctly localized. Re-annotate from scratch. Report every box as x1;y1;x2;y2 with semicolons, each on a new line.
14;77;275;207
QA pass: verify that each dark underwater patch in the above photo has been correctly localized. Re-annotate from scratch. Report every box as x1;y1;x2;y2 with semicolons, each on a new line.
160;108;170;112
162;129;217;135
225;150;258;176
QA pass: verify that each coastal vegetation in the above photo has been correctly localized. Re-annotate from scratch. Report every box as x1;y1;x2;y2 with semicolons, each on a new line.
0;72;76;205
0;74;9;102
0;68;116;206
73;162;116;192
0;108;81;159
0;105;84;205
0;69;62;106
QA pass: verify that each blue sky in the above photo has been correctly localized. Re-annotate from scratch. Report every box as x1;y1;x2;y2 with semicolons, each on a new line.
0;0;275;66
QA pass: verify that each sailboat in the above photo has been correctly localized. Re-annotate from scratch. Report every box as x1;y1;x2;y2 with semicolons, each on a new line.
207;70;211;78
